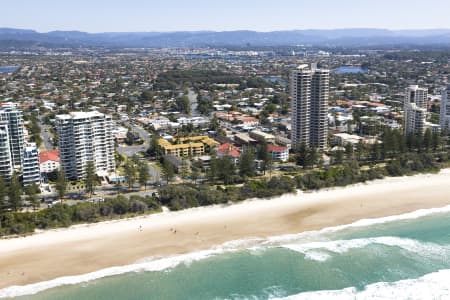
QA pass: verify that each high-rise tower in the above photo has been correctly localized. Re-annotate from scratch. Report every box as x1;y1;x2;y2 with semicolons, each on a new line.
0;104;24;169
56;111;115;180
291;64;329;149
440;86;450;133
404;85;427;135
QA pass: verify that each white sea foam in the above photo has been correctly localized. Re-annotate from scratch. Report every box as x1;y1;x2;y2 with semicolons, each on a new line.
266;204;450;246
2;205;450;298
280;236;449;262
271;269;450;300
0;247;237;299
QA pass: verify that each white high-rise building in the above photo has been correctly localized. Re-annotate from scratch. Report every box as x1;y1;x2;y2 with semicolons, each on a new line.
22;143;41;186
56;111;115;180
404;85;428;135
440;86;450;133
0;123;13;181
291;64;329;149
0;104;25;169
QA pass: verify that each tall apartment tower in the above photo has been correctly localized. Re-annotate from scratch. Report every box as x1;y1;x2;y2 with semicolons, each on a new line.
0;104;24;169
291;64;329;149
0;123;13;180
56;111;115;180
22;143;41;186
440;86;450;133
404;85;427;135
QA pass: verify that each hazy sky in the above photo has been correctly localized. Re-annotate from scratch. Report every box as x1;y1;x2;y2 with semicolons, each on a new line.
2;0;450;32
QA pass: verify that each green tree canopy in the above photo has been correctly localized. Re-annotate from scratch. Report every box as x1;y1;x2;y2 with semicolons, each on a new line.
8;172;22;212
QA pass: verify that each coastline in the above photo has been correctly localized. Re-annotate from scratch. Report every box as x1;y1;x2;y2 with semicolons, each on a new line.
1;170;450;292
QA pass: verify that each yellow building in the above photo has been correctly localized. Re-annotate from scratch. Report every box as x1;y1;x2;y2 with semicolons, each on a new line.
158;136;218;157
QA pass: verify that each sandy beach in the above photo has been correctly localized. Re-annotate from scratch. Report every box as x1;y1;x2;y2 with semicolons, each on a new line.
1;170;450;290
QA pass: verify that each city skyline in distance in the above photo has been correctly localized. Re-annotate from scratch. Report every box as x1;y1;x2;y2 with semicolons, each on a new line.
2;0;450;33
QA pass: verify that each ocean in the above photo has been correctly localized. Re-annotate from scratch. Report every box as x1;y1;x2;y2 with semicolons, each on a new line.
335;66;367;74
0;67;19;74
4;205;450;300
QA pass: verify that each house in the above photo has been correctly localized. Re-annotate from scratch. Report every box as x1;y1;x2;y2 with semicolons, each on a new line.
267;144;289;162
217;143;241;165
39;150;60;174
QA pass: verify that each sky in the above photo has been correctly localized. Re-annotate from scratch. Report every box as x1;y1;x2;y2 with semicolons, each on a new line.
2;0;450;33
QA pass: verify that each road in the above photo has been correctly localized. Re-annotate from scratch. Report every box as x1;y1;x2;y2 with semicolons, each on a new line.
188;89;200;116
147;162;161;183
117;144;147;157
125;121;151;144
117;121;150;157
116;121;162;182
38;116;54;150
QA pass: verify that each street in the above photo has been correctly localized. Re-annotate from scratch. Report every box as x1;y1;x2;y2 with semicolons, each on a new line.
117;121;150;157
188;89;200;116
38;116;54;150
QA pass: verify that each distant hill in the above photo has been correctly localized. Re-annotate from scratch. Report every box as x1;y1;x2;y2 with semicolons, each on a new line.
1;28;450;48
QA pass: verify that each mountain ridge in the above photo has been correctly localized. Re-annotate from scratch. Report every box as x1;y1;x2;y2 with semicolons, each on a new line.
1;28;450;48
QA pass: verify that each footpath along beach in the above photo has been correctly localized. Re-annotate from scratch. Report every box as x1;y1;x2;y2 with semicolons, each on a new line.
1;170;450;292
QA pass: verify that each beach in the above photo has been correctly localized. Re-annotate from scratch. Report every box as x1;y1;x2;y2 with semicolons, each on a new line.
1;170;450;291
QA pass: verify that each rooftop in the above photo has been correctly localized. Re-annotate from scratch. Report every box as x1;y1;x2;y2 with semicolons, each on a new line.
56;111;106;120
39;150;60;163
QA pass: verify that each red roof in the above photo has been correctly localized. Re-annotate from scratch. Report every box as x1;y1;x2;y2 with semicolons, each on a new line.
268;144;287;153
217;143;241;158
227;149;241;158
39;150;59;163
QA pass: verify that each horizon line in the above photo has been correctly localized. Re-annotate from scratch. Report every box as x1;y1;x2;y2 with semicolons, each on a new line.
2;26;450;34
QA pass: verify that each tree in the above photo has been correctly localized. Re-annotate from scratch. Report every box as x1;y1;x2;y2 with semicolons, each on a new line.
209;116;220;131
384;128;400;157
115;152;125;166
162;158;175;184
147;134;161;158
8;172;22;212
25;183;40;211
406;132;416;152
266;155;274;178
131;154;140;166
334;150;344;164
345;143;354;160
306;147;320;168
207;155;219;183
295;143;308;167
432;131;442;151
191;165;200;185
0;177;8;213
85;161;99;196
138;163;151;190
415;133;424;152
217;157;236;184
55;167;67;201
423;128;432;152
356;140;366;161
175;96;191;115
124;160;137;189
257;142;270;174
239;149;255;178
370;142;382;162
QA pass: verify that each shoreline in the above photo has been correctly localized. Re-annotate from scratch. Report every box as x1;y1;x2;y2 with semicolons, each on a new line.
1;170;450;292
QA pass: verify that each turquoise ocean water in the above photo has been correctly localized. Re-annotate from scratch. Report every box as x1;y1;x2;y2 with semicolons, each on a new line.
3;205;450;300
